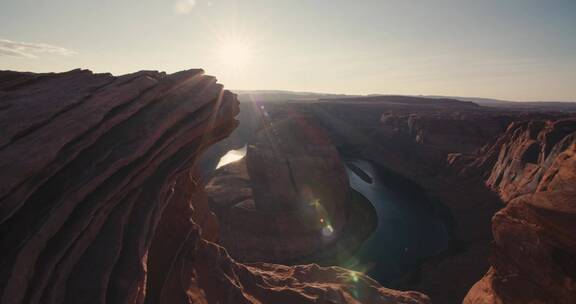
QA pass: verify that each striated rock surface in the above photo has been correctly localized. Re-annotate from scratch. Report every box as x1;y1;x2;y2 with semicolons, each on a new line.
0;69;428;304
465;118;576;304
0;68;239;304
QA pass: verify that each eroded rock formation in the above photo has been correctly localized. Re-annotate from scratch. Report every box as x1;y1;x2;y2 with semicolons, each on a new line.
0;68;239;304
0;69;429;304
465;119;576;304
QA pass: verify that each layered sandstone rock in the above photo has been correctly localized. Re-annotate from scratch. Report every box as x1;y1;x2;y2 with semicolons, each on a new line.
298;98;508;180
0;68;239;304
0;69;428;304
379;111;512;155
465;119;576;304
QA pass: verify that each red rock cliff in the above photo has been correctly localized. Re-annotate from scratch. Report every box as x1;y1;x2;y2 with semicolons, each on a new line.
465;118;576;304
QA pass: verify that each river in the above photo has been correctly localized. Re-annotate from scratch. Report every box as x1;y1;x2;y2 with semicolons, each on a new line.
342;159;450;285
207;147;451;286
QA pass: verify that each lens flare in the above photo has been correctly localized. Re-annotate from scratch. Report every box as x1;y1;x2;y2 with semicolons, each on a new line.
350;271;359;282
216;35;254;73
321;224;334;237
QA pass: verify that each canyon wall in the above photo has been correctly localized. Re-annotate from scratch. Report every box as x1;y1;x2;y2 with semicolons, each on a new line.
0;70;429;304
154;95;576;304
284;99;574;303
348;106;576;304
305;101;511;303
465;119;576;304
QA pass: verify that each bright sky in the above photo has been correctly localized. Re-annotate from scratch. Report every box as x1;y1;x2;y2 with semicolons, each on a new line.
1;0;575;101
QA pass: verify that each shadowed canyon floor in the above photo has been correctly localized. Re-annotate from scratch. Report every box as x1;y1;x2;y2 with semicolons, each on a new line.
1;70;575;304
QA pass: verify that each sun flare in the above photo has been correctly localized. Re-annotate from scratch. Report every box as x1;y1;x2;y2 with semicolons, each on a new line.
216;36;254;73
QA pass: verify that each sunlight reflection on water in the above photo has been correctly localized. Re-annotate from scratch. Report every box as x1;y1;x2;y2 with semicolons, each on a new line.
216;145;247;169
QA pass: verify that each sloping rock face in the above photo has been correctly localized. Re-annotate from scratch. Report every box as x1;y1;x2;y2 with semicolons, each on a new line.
0;68;239;304
0;69;429;304
465;119;576;304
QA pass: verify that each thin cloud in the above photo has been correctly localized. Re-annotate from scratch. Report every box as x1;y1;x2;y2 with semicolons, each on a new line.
0;39;77;59
174;0;196;15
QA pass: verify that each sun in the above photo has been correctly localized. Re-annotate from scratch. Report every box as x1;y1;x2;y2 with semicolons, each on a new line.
216;36;254;73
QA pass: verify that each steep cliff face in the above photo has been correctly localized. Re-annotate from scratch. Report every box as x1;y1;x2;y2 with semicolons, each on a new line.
0;70;429;304
0;68;239;304
465;119;576;304
380;111;512;155
303;99;511;181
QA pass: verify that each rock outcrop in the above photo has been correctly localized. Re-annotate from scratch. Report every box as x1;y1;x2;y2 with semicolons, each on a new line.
465;119;576;304
0;69;429;304
0;68;239;304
